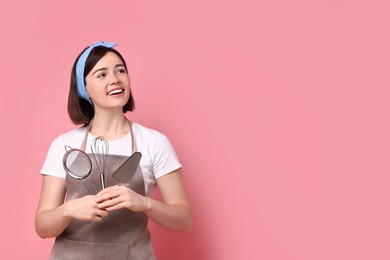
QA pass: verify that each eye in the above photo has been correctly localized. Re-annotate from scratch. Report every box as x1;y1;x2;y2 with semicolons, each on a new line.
116;68;127;74
97;73;106;79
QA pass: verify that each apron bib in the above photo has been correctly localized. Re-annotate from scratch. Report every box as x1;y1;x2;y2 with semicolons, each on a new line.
51;120;155;260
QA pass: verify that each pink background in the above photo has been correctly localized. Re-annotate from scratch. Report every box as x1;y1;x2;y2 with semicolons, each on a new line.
1;0;390;259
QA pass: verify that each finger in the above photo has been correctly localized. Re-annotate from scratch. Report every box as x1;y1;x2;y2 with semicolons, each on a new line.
90;215;105;222
105;201;126;211
96;186;118;196
98;185;125;196
87;210;108;222
97;196;122;209
96;189;121;203
96;209;109;217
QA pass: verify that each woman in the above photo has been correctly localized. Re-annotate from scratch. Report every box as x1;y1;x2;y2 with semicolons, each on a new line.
35;41;192;259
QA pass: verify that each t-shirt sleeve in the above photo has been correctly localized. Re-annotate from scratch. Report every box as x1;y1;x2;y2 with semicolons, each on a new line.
150;131;182;179
40;135;67;179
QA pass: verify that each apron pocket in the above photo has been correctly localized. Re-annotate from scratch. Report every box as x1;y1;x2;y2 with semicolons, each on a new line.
51;238;129;260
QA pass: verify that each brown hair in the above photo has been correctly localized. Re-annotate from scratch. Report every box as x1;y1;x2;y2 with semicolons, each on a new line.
68;46;135;125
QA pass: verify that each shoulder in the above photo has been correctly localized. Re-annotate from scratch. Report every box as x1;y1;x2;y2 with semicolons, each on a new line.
61;125;88;139
132;122;168;141
132;122;177;155
50;125;88;149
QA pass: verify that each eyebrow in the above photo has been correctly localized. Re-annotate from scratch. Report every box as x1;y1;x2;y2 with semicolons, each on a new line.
92;64;125;76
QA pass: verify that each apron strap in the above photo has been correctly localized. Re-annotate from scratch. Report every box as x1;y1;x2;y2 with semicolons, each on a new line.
129;121;137;153
80;118;137;154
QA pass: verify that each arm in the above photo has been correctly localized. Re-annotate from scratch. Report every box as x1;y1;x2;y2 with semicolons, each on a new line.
96;169;193;232
35;175;108;238
145;169;193;231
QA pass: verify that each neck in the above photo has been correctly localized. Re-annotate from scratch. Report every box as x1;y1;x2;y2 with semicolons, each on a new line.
90;112;129;141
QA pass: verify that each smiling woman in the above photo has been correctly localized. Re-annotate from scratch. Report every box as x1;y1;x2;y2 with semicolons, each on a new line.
85;52;131;111
34;41;193;260
67;43;136;126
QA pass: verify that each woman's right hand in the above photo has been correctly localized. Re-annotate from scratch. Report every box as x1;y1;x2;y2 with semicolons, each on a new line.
63;195;108;222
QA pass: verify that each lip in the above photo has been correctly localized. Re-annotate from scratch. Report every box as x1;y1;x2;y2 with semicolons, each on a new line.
107;87;125;96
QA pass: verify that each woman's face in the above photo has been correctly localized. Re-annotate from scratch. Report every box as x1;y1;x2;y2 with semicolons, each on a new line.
85;52;131;111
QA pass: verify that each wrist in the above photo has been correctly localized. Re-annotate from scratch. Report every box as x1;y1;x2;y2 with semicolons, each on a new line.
142;196;152;213
60;202;72;219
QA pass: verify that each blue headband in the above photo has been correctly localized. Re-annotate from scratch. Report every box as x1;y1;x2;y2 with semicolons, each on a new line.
76;41;118;104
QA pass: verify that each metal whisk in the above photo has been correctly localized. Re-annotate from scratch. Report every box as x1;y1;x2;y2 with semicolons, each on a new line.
91;136;109;189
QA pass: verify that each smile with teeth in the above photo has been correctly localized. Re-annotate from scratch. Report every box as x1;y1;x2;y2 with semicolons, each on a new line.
107;89;124;96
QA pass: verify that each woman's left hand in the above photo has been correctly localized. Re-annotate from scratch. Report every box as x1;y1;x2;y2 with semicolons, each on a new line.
96;185;149;212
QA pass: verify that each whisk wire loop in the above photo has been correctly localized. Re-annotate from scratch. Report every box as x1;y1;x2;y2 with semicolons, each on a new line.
91;136;109;189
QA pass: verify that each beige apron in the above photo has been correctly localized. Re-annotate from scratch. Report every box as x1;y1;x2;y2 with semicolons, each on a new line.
51;120;155;260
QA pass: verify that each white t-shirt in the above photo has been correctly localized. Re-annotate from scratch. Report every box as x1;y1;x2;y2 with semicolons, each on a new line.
40;122;182;197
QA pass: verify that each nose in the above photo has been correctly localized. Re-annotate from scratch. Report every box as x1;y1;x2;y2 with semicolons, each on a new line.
109;73;120;85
